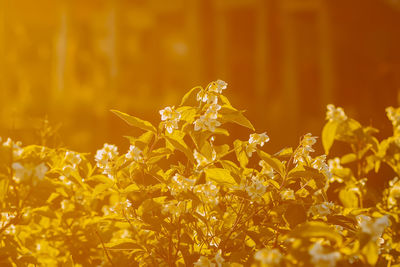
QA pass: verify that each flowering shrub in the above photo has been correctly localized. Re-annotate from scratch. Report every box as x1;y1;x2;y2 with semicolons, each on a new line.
1;80;400;266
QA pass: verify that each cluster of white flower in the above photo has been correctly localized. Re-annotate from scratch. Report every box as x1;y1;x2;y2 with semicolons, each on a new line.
196;80;227;104
194;149;216;170
259;160;275;178
62;151;82;176
246;132;270;157
64;151;82;167
245;176;267;201
194;250;224;267
169;173;196;196
159;106;181;134
194;181;219;206
11;162;48;183
312;155;332;181
1;212;17;234
309;241;341;267
194;80;227;132
293;133;317;164
125;145;143;162
2;137;23;158
162;200;189;217
254;248;282;266
326;104;348;123
309;202;334;217
95;143;119;177
280;189;295;200
356;215;390;242
194;103;222;132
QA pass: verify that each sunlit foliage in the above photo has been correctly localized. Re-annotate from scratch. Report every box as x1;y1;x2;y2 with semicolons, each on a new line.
1;81;400;266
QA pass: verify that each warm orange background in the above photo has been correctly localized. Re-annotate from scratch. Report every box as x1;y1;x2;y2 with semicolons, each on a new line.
1;0;400;153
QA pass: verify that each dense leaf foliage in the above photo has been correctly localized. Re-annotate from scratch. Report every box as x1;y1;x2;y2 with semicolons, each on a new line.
1;81;400;266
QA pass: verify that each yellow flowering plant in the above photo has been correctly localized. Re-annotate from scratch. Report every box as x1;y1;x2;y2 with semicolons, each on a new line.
0;81;399;266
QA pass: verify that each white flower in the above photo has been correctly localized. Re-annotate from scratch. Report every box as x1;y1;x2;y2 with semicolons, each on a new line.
214;250;224;267
309;202;334;217
357;215;390;241
197;89;210;103
159;106;180;121
208;80;227;94
3;138;23;158
293;133;317;164
12;162;32;182
160;106;181;133
169;173;196;196
194;104;222;132
246;176;267;201
246;132;270;157
95;143;119;176
312;155;332;181
301;133;317;152
309;241;341;267
194;256;215;267
162;200;187;217
194;182;219;206
249;132;270;146
12;162;48;182
280;189;295;200
254;248;282;266
194;149;211;169
64;151;82;167
126;145;143;162
34;163;48;180
259;160;275;178
326;104;347;122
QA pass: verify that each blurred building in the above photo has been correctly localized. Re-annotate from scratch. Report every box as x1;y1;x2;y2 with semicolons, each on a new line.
0;0;400;152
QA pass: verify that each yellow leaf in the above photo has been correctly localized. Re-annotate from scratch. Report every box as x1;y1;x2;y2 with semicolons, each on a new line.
111;109;157;133
322;120;338;155
205;168;237;185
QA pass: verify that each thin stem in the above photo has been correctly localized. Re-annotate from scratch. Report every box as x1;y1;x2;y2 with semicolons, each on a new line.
95;230;115;267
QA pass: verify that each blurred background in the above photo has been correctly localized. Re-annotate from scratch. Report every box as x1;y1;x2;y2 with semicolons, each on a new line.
1;0;400;153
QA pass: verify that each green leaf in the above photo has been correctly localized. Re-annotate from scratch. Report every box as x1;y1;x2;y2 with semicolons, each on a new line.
111;109;157;133
284;204;307;228
105;240;143;251
257;150;285;178
289;167;325;182
147;147;172;164
164;130;194;162
322;120;339;155
219;95;234;109
205;168;237;185
177;106;197;124
339;187;359;208
93;182;113;196
219;160;240;174
341;153;357;164
290;221;343;245
0;178;8;202
362;241;379;265
122;183;140;193
124;131;155;148
274;147;293;158
180;86;202;106
220;106;255;130
233;140;248;168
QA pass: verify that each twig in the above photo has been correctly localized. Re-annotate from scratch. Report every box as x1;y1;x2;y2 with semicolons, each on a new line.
95;229;115;266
